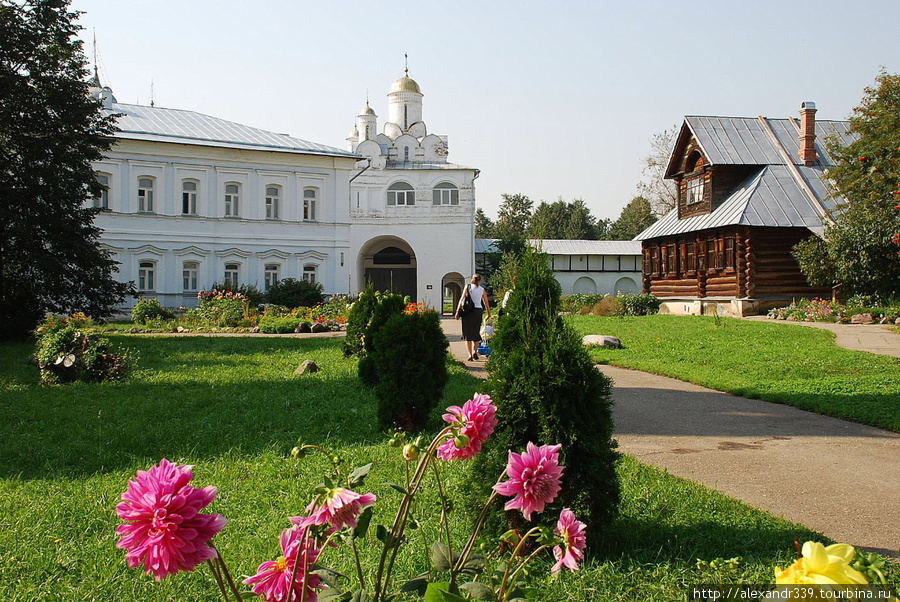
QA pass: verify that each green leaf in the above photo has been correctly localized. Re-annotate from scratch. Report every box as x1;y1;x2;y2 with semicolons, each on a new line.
424;582;467;602
375;524;389;544
311;565;348;589
347;463;373;488
460;581;497;600
350;590;372;602
431;541;454;571
386;482;408;496
399;572;430;594
318;588;349;602
353;506;373;539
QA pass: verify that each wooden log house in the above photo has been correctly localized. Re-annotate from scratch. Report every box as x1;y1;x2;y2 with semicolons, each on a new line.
635;103;856;317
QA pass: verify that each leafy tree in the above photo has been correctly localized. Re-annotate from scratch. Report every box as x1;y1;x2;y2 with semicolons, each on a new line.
0;0;129;339
528;198;597;240
794;70;900;299
609;196;658;240
636;125;679;216
494;193;532;237
474;207;495;238
594;217;613;240
475;233;527;295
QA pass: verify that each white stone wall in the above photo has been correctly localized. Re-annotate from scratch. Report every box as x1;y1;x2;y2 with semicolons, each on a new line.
93;139;356;310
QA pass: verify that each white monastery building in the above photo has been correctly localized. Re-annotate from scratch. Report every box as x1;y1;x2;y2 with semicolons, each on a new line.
89;67;477;311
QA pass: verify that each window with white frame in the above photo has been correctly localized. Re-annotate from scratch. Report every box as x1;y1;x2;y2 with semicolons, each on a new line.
303;188;318;221
183;262;199;291
302;265;317;285
182;180;198;215
264;264;279;291
686;177;704;205
432;182;459;205
387;181;414;206
94;173;110;209
224;263;240;288
265;186;280;219
138;261;155;291
138;177;155;212
224;183;240;217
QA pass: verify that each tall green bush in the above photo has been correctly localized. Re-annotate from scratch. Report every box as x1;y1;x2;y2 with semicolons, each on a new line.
369;309;449;431
357;292;406;387
343;285;378;358
266;278;323;308
471;247;620;546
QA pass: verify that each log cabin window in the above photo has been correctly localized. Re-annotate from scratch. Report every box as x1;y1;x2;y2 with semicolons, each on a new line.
724;237;736;270
707;237;718;271
686;177;705;205
642;249;651;275
686;242;696;274
666;244;677;274
650;247;660;275
697;241;706;271
679;243;687;274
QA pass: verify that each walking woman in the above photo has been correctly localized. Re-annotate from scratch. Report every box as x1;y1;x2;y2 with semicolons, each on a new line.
456;274;491;361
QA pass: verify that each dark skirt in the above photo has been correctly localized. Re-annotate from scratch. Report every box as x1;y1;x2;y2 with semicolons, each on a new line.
461;307;483;341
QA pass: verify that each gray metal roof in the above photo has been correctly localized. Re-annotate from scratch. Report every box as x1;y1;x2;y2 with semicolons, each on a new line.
475;238;641;255
385;161;478;171
106;103;360;159
635;165;832;240
641;113;855;241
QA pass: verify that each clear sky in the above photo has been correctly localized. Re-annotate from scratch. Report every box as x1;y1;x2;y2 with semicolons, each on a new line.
72;0;899;221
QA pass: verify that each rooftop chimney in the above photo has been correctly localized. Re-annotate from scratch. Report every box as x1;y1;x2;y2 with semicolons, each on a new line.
799;101;817;166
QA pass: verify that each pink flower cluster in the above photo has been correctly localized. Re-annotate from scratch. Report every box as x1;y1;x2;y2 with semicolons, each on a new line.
552;508;587;573
291;487;376;529
437;393;498;461
115;459;227;581
197;288;249;303
244;526;324;602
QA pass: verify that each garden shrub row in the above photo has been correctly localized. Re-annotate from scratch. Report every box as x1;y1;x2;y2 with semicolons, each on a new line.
563;292;661;316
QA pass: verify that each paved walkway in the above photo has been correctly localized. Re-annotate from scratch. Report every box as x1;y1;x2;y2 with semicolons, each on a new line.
744;315;900;358
439;316;900;556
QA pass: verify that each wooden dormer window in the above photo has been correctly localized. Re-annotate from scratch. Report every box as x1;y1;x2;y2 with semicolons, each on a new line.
686;177;704;205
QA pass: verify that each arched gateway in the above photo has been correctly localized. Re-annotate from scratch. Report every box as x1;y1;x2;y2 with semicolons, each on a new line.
359;237;417;299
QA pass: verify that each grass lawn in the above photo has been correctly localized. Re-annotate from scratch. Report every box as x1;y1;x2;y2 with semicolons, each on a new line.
0;334;852;600
570;315;900;433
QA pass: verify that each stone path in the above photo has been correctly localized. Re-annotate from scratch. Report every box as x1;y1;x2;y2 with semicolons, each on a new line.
439;316;900;556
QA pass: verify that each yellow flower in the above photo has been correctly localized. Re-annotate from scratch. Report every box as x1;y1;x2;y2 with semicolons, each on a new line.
775;541;868;585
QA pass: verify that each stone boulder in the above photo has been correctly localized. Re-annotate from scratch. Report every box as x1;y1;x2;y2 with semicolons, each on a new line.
294;360;318;376
851;313;874;325
582;335;622;349
294;322;312;334
311;322;328;333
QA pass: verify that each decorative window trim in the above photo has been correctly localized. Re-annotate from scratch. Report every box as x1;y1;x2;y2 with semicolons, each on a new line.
224;182;240;217
94;173;111;210
137;176;155;212
303;187;318;221
387;181;415;206
265;185;281;219
432;181;459;206
223;262;241;288
302;264;318;285
181;179;199;215
264;264;280;291
182;261;200;292
138;260;156;292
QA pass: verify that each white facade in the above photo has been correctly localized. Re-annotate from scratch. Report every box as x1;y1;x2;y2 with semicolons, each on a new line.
346;69;479;310
89;69;478;313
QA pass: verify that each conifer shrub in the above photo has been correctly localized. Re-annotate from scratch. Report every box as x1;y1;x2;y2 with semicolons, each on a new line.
357;292;407;387
471;247;620;547
343;285;378;357
368;309;449;431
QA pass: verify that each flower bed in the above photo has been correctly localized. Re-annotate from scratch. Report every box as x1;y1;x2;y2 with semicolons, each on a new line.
767;297;900;324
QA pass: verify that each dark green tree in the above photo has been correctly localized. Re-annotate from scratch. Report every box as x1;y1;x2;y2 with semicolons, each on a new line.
474;207;495;239
794;70;900;299
470;246;619;546
0;0;129;339
528;198;597;240
594;216;613;240
494;193;532;237
609;195;658;240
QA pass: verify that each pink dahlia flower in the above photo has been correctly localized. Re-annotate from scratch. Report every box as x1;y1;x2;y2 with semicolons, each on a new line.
291;487;376;529
437;393;498;462
115;459;227;581
552;508;587;573
244;525;324;602
492;442;563;521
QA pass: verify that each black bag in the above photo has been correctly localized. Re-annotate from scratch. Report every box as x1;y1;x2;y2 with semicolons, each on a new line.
458;285;475;317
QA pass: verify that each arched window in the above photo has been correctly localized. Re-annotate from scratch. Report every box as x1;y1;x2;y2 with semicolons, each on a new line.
137;177;155;212
225;183;240;217
264;264;279;291
94;173;110;209
138;261;155;291
303;187;318;221
403;147;409;162
387;181;414;206
183;261;199;291
265;186;280;219
302;264;317;284
224;263;240;288
182;180;198;215
432;181;459;205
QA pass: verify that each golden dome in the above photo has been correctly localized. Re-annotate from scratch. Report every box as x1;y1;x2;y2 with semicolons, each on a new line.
390;72;422;95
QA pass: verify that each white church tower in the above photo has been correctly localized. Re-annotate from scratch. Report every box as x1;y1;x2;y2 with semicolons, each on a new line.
347;62;478;313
